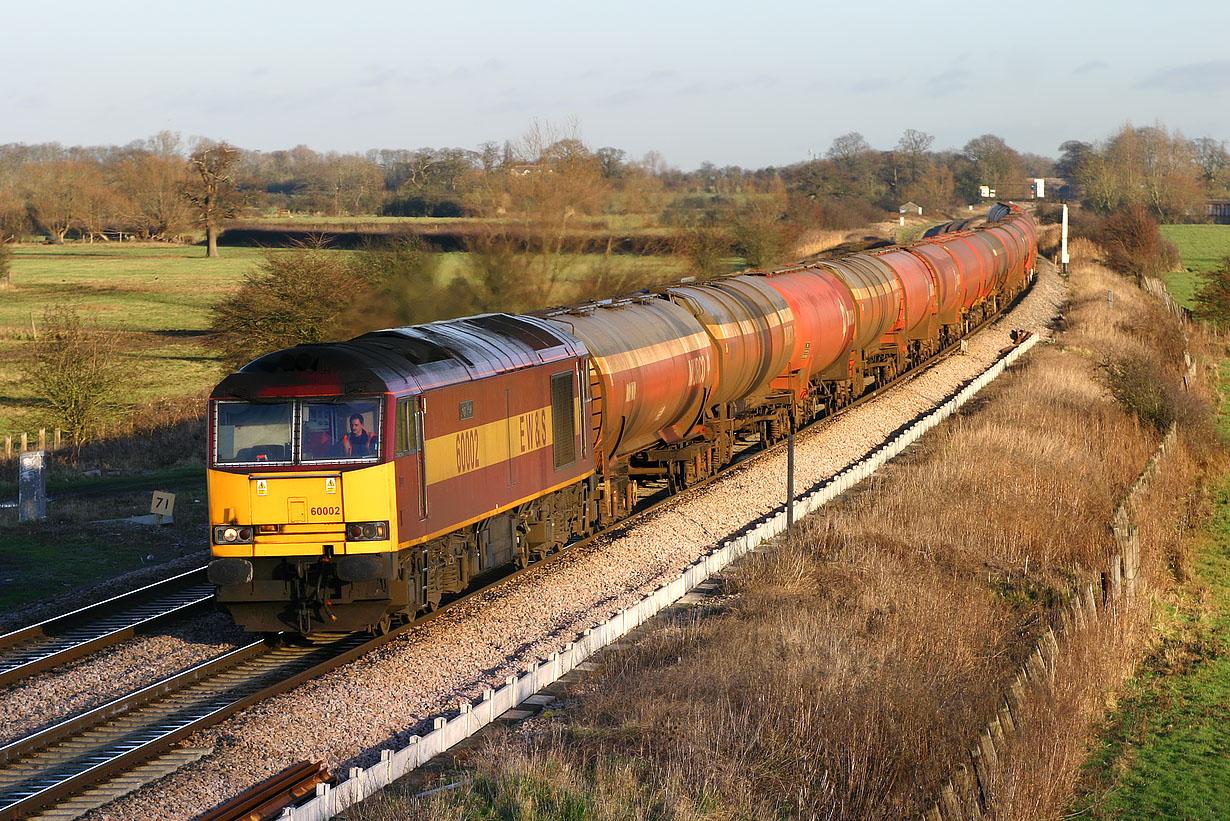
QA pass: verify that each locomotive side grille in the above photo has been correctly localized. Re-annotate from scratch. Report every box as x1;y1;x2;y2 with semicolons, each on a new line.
551;372;577;469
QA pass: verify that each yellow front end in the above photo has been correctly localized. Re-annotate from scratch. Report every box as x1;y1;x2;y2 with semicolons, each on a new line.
207;462;407;633
209;462;397;557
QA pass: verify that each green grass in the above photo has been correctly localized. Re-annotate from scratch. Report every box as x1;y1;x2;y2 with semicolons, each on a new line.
1070;478;1230;820
0;243;285;432
0;470;208;612
1159;225;1230;309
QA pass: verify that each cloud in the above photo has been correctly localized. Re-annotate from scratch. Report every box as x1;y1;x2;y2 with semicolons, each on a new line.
925;66;970;97
597;89;643;107
1072;61;1106;75
647;69;676;81
1137;60;1230;93
851;78;891;93
358;67;403;89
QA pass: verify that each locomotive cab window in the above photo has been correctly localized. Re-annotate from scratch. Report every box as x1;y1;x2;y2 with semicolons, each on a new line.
214;401;293;465
551;371;576;469
395;398;420;456
301;399;381;463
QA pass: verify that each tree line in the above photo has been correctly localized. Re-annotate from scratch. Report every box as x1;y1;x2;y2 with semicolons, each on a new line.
1;123;1227;258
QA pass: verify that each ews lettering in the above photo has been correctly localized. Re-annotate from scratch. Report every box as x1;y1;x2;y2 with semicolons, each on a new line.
518;409;549;453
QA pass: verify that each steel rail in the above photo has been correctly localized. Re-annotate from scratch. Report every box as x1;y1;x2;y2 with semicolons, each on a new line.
0;568;213;689
190;760;329;821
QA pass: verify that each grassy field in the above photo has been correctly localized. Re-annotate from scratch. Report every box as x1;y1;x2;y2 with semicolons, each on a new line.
0;242;691;436
0;243;275;433
1159;224;1230;308
1069;476;1230;820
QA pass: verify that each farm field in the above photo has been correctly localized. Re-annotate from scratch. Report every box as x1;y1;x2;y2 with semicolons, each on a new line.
0;243;274;434
0;242;690;436
1159;224;1230;308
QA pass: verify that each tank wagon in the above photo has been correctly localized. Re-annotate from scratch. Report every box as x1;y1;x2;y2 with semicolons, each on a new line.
206;204;1037;634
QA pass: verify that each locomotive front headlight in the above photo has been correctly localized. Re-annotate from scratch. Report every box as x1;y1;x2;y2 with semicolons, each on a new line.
213;525;254;545
345;521;390;542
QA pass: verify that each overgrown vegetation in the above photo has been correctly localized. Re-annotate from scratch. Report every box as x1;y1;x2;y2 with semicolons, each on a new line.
354;246;1211;819
26;304;129;446
1091;204;1181;277
1193;255;1230;326
207;240;388;370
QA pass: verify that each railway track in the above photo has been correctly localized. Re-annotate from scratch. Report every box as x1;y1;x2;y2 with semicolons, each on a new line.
0;279;1035;819
0;568;214;690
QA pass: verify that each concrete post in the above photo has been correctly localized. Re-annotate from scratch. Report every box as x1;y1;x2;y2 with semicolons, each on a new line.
18;450;46;522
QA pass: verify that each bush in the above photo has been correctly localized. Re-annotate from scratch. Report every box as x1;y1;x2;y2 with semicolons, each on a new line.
1094;205;1181;277
27;304;128;446
788;195;887;231
673;220;733;279
1101;354;1180;432
0;241;10;288
208;241;372;371
1193;256;1230;327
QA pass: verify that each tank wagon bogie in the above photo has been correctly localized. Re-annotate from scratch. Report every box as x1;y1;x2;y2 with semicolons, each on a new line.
206;204;1038;635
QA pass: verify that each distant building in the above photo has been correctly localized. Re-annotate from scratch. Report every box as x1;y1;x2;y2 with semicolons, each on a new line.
899;202;922;215
1205;200;1230;224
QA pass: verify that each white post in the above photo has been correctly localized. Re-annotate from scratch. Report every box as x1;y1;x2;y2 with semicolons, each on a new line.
1061;204;1070;274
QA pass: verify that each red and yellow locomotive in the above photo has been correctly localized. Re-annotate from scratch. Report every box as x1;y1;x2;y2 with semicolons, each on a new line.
206;205;1037;634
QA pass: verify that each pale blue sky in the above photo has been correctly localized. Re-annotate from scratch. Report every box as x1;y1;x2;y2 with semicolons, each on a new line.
4;0;1229;169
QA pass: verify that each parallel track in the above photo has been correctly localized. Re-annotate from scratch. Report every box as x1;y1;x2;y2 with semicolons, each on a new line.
0;569;214;689
0;278;1033;819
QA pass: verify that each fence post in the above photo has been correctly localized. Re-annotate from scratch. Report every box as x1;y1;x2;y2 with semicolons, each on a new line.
53;429;61;451
38;428;45;450
4;436;10;459
20;432;27;453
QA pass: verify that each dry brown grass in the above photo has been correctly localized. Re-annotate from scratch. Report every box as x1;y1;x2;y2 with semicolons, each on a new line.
789;229;848;260
358;260;1210;821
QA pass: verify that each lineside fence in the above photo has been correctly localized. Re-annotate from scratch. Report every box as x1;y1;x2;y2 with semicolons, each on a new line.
274;335;1042;820
921;422;1177;821
3;429;62;459
922;276;1196;820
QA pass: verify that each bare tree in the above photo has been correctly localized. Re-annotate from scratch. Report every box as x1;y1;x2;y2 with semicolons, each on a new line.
114;132;194;240
962;134;1025;191
28;304;128;446
185;140;242;257
24;159;97;242
826;132;873;167
1192;137;1230;194
461;121;610;311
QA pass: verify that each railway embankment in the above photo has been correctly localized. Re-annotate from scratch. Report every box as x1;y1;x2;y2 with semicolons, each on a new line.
342;248;1212;820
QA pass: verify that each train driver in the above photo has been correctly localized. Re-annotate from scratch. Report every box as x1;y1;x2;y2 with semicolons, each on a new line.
343;413;377;456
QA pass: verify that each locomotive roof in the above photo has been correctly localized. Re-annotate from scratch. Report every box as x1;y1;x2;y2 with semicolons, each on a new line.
211;313;585;401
